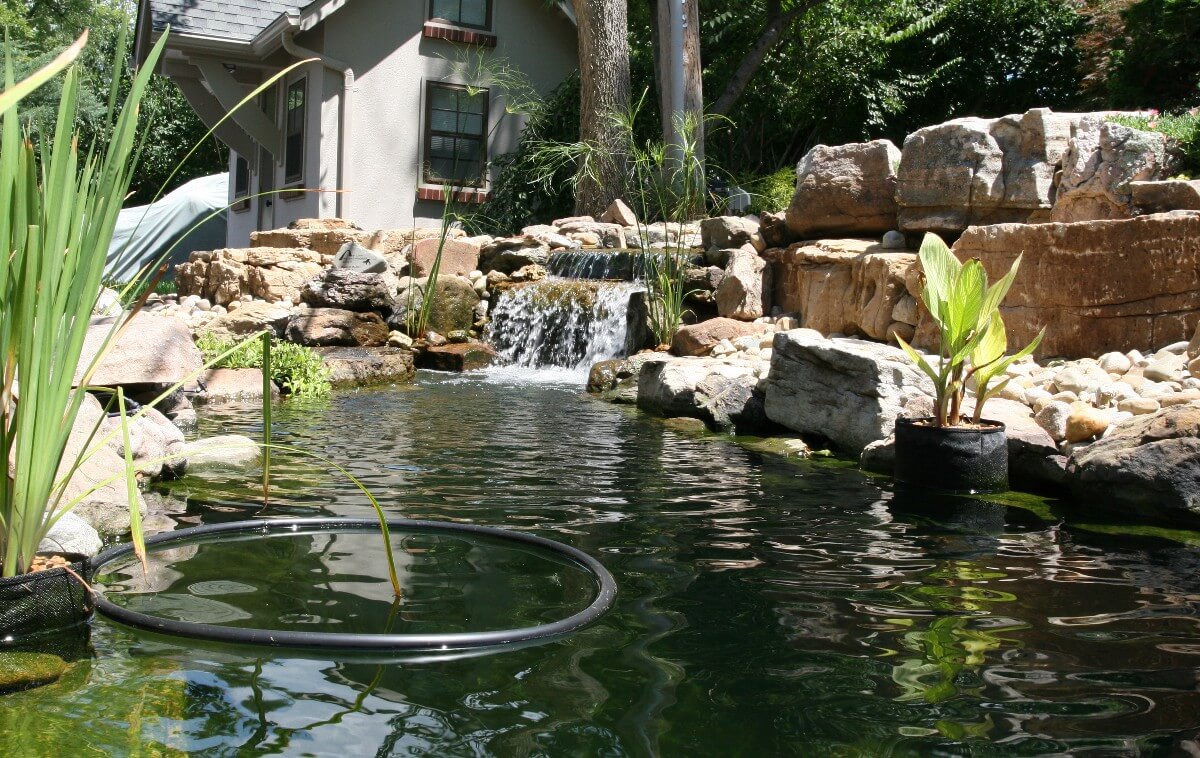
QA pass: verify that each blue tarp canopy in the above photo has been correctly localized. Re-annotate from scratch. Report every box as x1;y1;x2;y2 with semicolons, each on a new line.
105;173;229;282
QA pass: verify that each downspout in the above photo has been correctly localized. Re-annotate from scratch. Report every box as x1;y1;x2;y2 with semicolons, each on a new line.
281;24;354;220
667;0;686;169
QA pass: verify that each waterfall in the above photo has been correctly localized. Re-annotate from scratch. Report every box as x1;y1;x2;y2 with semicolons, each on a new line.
486;279;645;374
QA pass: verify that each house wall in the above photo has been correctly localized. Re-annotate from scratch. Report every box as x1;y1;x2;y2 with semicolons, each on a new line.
319;0;578;230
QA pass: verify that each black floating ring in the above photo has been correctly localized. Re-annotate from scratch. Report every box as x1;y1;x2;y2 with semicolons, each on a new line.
90;518;617;652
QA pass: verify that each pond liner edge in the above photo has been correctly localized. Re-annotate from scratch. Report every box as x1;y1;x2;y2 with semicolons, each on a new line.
88;517;617;652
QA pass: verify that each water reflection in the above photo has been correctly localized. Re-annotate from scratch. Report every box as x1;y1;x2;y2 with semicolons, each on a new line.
8;377;1200;754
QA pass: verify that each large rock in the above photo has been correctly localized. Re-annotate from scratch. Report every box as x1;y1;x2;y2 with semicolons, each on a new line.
700;217;763;251
715;248;772;320
176;247;326;306
479;238;551;274
196;368;276;405
409;237;481;278
638;357;770;433
105;405;188;480
285;308;389;347
418;342;497;372
317;346;416;386
182;434;261;472
765;239;917;342
56;394;146;536
896;108;1083;235
588;352;670;404
932;213;1200;359
600;199;638;227
1068;404;1200;522
671;318;772;356
787;140;901;238
201;301;293;339
764;330;934;453
75;313;203;389
421;277;482;336
300;268;400;312
1132;179;1200;214
1052;117;1168;223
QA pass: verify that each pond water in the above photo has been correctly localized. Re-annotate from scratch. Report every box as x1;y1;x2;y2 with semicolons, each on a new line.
7;371;1200;755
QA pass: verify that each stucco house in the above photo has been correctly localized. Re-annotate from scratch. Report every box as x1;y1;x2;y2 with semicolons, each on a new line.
134;0;579;247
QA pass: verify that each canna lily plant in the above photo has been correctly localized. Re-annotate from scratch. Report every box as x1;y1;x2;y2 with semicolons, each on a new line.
895;233;1044;428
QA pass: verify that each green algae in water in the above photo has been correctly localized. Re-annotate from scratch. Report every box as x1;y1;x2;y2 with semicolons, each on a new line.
0;652;66;694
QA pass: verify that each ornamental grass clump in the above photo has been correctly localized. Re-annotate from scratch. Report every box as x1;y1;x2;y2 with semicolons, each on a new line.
895;233;1044;428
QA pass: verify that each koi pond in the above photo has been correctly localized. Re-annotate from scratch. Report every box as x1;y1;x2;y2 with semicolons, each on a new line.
6;372;1200;755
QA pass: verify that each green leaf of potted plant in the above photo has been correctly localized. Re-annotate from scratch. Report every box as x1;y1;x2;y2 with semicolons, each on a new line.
892;233;1045;493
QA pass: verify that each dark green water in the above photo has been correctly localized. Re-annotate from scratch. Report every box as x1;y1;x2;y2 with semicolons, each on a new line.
7;371;1200;756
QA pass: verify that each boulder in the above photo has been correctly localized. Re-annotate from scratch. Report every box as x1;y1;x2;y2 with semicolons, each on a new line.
39;511;102;557
715;248;772;320
332;241;387;273
196;368;276;405
57;394;146;536
106;405;188;480
479;238;551;274
317;346;416;386
787;140;901;238
765;239;917;342
933;213;1200;359
422;277;481;336
75;313;203;389
600;198;638;227
1068;405;1200;522
638;357;770;433
1132;179;1200;214
1052;117;1168;223
896;108;1083;235
182;435;261;472
409;237;482;278
176;247;325;306
201;301;293;339
671;318;772;356
418;342;497;372
700;216;763;251
763;330;934;453
300;269;400;312
588;352;670;404
285;308;389;347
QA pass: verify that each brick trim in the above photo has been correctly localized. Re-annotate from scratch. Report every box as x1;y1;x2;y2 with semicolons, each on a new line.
422;22;497;47
417;187;490;204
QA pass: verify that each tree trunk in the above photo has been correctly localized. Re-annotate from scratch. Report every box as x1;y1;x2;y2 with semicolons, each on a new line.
574;0;632;217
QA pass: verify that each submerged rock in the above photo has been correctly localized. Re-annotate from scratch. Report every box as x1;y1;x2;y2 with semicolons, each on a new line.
318;346;415;386
182;435;261;471
0;652;68;694
419;343;497;372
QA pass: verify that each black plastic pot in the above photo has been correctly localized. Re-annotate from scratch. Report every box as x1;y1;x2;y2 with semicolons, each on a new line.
0;553;94;643
894;417;1008;494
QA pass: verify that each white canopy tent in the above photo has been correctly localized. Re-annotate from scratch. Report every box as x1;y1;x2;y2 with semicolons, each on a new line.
105;173;228;282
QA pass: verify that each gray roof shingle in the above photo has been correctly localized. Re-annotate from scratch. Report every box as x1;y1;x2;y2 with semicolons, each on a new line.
148;1;307;43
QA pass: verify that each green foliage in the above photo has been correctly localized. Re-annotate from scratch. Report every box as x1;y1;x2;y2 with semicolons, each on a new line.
1109;111;1200;176
1105;0;1200;112
471;72;581;234
101;277;177;308
0;28;163;576
896;234;1043;427
739;167;796;216
195;333;332;398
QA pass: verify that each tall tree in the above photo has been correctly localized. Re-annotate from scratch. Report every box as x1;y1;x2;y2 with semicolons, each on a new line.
574;0;632;215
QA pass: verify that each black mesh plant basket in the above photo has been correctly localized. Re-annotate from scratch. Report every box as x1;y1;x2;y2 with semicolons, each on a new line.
0;555;94;645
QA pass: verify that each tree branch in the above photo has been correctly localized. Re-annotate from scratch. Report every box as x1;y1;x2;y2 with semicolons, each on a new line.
710;0;826;117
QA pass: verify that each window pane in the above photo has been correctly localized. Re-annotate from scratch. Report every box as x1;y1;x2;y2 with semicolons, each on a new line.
431;86;457;111
460;0;487;27
430;0;459;22
234;156;250;197
431;109;458;132
458;112;484;136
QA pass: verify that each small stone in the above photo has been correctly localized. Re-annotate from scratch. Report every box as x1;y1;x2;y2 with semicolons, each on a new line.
1098;352;1132;375
1054;364;1107;394
1127;349;1145;364
1065;404;1111;443
1097;383;1138;407
1145;354;1186;382
1162;341;1190;355
881;230;906;249
447;329;470;344
1189;356;1200;379
1026;387;1053;411
711;339;736;357
388;330;414;349
38;511;102;557
600;199;638;227
1161;389;1200;407
424;331;448;347
1035;400;1072;442
1051;390;1080;404
1118;397;1160;415
996;382;1027;404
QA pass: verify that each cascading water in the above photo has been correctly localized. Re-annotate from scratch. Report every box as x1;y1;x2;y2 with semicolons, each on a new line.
486;277;646;375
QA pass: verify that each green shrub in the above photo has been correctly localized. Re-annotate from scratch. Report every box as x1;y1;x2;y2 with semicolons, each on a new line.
196;333;331;398
102;277;177;308
739;167;796;216
1108;111;1200;177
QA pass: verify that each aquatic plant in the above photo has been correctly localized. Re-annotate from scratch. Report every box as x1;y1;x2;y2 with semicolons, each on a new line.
895;233;1043;427
195;332;331;399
